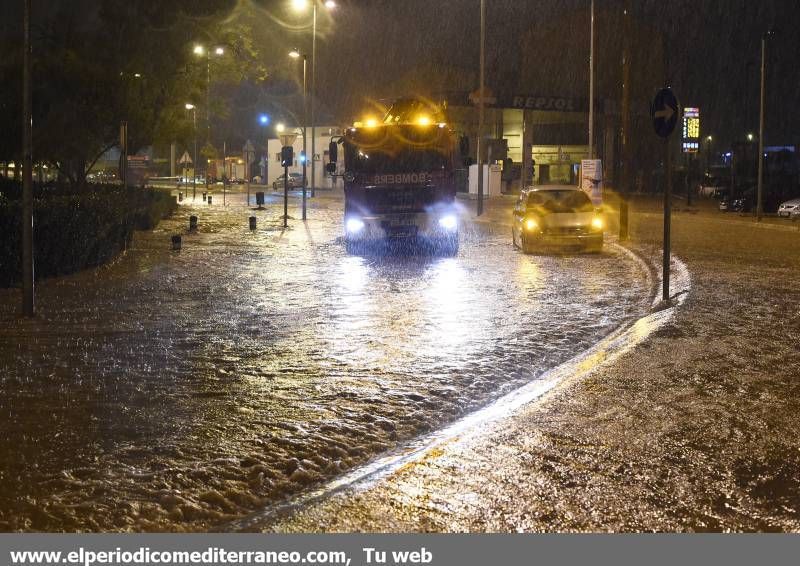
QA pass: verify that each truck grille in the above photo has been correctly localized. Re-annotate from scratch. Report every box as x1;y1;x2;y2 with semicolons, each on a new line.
364;187;434;214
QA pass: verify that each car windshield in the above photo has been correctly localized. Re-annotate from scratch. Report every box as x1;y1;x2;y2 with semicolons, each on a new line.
527;190;594;213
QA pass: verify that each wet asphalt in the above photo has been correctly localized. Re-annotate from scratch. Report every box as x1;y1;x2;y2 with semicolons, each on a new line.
0;189;652;531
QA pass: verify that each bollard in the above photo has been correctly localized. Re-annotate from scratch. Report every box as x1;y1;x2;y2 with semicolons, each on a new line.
189;215;198;231
178;191;183;202
202;191;207;202
171;234;182;250
249;216;257;230
256;192;265;208
207;195;213;205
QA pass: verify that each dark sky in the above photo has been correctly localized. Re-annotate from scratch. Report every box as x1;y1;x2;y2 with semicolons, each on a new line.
269;0;800;146
3;0;799;147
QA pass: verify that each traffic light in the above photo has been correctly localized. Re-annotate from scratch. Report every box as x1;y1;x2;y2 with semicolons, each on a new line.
281;146;294;167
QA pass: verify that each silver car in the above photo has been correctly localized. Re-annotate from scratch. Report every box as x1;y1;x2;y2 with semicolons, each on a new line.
778;198;800;218
272;172;303;190
512;186;604;253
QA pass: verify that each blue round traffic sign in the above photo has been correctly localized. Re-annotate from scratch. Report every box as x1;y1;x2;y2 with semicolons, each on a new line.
651;88;679;138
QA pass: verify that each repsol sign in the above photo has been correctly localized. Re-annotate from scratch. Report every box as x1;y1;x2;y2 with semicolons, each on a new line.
509;96;585;112
370;173;430;185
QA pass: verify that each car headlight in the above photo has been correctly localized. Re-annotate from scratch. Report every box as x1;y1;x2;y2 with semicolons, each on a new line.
346;218;365;233
524;218;539;231
438;215;457;230
591;216;604;231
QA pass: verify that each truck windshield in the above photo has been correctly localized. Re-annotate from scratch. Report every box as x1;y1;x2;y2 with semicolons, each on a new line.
346;126;452;175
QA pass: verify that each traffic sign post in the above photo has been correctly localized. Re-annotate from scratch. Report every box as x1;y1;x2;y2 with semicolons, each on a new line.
651;87;678;303
280;145;294;228
243;140;255;206
178;151;194;200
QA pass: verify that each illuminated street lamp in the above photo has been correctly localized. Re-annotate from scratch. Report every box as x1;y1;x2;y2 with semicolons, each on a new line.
185;103;198;200
291;0;337;197
276;123;286;133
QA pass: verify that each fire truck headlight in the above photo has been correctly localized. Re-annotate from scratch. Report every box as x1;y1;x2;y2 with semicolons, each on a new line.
346;218;365;233
438;215;457;231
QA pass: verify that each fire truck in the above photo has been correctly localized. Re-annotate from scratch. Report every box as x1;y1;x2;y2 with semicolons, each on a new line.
326;98;460;255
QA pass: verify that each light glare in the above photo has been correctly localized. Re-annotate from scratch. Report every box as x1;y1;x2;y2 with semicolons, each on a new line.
438;215;458;230
346;218;365;233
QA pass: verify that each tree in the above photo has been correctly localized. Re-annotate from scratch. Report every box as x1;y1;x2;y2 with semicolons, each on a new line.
0;0;267;188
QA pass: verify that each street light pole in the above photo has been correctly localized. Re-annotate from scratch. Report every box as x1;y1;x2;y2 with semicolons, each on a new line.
588;0;595;159
756;31;772;222
476;0;485;217
22;0;34;317
295;0;335;198
186;104;197;200
302;54;308;221
619;0;631;240
311;2;317;198
291;49;308;220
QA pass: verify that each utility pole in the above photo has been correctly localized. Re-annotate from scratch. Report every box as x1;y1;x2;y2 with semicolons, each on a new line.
619;0;631;240
22;0;34;317
663;137;672;302
476;0;485;217
120;121;128;190
292;53;308;221
222;140;227;206
205;51;211;193
310;2;317;198
756;31;773;222
588;0;595;159
192;111;197;200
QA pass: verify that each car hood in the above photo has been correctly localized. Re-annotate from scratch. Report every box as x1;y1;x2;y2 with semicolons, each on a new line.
535;211;596;228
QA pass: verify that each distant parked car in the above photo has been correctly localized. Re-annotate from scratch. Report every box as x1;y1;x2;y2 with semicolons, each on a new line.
272;173;303;190
720;187;780;214
778;197;800;218
720;187;755;213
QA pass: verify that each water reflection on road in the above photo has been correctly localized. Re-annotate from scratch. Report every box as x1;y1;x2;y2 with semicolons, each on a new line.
0;193;651;531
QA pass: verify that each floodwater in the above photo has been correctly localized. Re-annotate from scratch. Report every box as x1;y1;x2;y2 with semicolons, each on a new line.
0;190;651;531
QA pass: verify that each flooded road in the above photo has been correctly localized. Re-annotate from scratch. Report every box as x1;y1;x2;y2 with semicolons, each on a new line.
0;190;652;531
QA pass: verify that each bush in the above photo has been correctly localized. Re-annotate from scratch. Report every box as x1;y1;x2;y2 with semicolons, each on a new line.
0;183;176;287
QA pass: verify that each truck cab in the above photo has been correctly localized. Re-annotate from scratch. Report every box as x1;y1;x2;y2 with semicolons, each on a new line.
328;100;460;255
